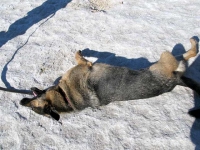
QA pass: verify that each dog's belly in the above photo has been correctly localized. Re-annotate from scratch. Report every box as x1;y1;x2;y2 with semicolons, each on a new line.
88;64;176;105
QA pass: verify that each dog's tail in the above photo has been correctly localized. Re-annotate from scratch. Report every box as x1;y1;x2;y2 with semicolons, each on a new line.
0;86;32;95
189;109;200;118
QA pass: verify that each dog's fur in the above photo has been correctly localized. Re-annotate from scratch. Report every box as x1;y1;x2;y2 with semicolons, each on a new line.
20;38;200;121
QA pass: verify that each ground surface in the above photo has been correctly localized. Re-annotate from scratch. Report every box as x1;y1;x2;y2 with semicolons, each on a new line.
0;0;200;150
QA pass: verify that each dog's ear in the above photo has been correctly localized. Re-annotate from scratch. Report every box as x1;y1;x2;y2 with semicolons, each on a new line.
50;109;60;121
75;50;92;67
44;105;60;121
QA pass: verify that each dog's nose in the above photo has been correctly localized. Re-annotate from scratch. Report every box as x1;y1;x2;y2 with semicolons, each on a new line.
20;98;34;106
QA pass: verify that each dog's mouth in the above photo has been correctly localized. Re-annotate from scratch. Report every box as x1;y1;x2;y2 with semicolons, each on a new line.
33;91;37;97
31;87;45;97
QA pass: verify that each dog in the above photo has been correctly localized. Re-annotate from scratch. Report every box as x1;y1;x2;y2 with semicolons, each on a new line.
20;38;200;121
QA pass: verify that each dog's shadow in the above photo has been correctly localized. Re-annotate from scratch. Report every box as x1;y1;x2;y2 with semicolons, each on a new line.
81;42;190;70
81;48;153;70
185;55;200;149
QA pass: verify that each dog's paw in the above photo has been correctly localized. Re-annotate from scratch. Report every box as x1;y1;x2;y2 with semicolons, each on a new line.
76;50;82;57
191;36;199;43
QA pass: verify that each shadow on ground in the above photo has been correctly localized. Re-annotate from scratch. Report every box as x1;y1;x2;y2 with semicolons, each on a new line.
186;55;200;150
173;36;200;150
0;0;72;48
82;48;153;70
0;0;72;94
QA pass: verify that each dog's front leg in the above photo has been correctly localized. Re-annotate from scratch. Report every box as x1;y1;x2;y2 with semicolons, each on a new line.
75;50;92;66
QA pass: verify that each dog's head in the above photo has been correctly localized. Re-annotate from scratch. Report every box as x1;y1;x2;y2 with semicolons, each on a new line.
20;87;60;121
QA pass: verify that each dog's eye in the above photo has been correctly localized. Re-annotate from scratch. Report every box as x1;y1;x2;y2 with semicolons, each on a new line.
30;105;44;115
31;106;37;111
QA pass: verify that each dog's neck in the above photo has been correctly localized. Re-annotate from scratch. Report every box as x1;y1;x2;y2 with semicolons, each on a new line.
48;86;74;112
46;86;73;112
57;86;76;111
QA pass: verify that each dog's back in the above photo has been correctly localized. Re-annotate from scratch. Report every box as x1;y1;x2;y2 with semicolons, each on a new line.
86;63;179;105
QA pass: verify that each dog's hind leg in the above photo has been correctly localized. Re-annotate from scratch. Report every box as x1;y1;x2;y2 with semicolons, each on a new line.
150;38;198;77
183;38;198;60
174;38;199;74
75;50;92;67
150;51;179;77
173;38;198;78
176;39;200;92
175;38;198;61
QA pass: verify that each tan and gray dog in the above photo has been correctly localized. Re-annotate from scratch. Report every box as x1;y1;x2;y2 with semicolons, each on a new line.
20;38;200;121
